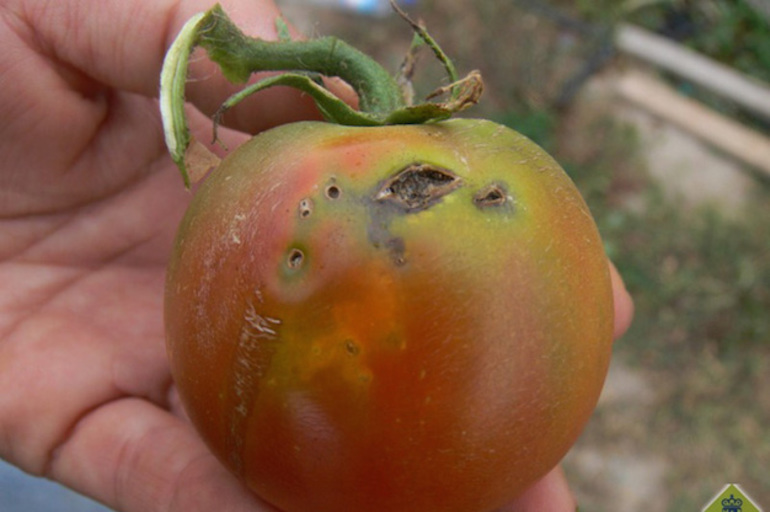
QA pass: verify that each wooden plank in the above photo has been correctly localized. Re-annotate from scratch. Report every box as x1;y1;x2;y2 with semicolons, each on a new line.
617;24;770;122
615;70;770;178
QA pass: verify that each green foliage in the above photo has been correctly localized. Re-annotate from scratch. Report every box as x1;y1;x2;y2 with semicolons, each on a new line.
574;0;627;22
628;0;770;83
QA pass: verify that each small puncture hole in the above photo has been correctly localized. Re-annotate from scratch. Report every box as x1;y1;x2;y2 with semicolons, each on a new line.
299;198;314;218
325;185;341;200
474;184;508;208
287;249;305;269
344;339;360;356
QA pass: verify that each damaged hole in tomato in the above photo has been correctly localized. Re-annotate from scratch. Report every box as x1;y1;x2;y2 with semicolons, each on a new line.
344;339;360;356
298;198;314;218
325;184;341;200
474;184;508;209
287;248;305;269
375;163;462;213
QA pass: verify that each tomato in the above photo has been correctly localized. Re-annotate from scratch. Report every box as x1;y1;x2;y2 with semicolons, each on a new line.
164;118;614;512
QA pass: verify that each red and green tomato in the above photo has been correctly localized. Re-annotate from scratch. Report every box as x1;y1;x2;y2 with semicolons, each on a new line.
165;118;613;512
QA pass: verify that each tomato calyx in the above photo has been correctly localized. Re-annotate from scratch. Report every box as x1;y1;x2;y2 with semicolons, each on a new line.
160;1;484;188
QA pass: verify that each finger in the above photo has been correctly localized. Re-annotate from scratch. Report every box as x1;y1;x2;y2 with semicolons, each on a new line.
609;260;634;339
46;397;279;512
14;0;350;133
497;466;576;512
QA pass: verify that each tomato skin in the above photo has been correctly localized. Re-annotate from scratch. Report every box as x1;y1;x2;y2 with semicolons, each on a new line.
165;118;613;512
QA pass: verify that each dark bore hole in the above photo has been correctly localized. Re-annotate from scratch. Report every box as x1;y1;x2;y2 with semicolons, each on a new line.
474;184;508;208
287;249;305;269
325;185;341;200
344;339;360;356
375;163;461;213
299;198;314;218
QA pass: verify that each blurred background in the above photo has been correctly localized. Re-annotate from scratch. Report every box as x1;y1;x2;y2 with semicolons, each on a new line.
2;1;768;511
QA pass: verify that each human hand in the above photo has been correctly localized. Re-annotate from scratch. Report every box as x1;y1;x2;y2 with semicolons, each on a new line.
0;1;633;511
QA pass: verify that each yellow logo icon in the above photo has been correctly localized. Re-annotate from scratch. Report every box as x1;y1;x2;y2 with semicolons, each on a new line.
702;484;764;512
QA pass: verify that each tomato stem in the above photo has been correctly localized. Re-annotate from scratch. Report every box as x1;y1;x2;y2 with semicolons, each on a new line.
199;5;406;116
160;2;483;187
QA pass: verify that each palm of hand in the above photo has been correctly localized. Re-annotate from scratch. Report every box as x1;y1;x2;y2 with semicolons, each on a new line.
0;63;279;510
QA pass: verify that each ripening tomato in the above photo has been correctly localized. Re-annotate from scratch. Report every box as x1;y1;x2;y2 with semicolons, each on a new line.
165;118;613;512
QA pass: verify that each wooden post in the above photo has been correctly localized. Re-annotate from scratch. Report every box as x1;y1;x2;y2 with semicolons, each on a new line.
615;70;770;178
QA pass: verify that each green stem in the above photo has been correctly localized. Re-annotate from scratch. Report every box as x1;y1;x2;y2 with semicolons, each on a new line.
199;5;405;115
388;0;460;98
159;3;483;187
